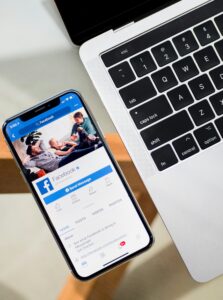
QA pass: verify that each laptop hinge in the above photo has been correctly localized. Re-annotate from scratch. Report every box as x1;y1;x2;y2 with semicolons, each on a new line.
113;21;135;33
113;0;183;33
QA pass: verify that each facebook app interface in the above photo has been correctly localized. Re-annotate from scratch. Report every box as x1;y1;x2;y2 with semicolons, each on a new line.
7;93;150;277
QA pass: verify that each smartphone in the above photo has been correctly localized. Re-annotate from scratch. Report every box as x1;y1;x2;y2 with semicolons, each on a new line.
2;90;153;280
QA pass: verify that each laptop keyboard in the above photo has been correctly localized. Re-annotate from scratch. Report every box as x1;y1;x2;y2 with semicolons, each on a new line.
101;6;223;171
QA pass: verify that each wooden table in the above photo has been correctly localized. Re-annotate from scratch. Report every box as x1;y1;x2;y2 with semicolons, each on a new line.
0;132;157;300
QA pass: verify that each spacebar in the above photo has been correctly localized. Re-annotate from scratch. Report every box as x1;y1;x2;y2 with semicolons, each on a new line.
141;111;194;150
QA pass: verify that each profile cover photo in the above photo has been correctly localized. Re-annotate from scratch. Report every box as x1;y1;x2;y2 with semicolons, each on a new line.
13;108;102;182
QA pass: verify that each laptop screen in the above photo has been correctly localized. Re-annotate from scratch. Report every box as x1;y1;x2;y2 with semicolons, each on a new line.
54;0;180;45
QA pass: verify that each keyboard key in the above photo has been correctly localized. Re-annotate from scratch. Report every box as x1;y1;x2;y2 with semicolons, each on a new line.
108;62;135;88
194;20;220;46
119;77;157;109
151;41;178;67
173;31;199;57
210;65;223;90
151;67;178;93
215;40;223;60
173;134;199;160
141;111;194;150
130;95;173;129
151;144;178;171
189;100;215;126
189;74;215;100
210;91;223;115
130;51;157;77
215;14;223;35
173;56;199;82
167;85;194;111
194;46;220;72
215;117;223;137
194;123;220;150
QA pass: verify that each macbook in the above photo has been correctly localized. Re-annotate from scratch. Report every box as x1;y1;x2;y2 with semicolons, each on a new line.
54;0;223;282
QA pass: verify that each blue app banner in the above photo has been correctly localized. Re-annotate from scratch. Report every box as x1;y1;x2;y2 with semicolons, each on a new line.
43;165;113;204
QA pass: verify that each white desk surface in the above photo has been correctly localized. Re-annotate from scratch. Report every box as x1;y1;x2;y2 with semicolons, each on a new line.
0;193;68;300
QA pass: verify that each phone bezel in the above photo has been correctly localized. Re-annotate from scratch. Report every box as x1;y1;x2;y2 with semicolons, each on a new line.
2;89;154;281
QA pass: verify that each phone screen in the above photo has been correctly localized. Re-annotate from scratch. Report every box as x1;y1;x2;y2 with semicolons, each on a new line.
4;91;152;279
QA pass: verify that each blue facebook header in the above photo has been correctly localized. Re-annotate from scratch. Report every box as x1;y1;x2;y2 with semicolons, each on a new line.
6;93;83;142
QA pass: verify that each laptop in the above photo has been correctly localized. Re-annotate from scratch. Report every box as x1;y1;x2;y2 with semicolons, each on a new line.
54;0;223;282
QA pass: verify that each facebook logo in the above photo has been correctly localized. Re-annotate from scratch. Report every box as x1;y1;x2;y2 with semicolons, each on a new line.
36;178;54;195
